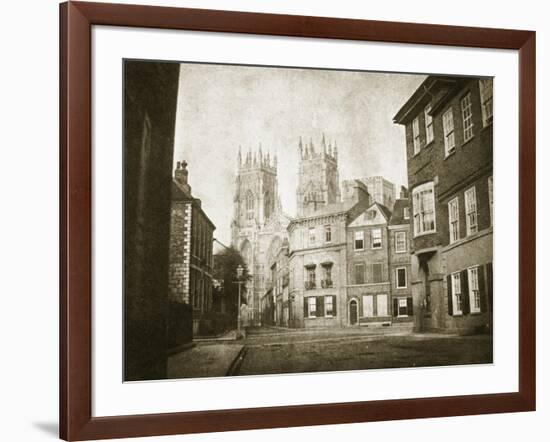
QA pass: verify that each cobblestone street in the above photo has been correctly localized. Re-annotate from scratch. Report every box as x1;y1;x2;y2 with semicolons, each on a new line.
236;330;492;376
169;327;493;379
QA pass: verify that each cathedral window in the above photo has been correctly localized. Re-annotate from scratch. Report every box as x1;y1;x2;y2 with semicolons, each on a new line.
246;191;255;220
264;191;272;220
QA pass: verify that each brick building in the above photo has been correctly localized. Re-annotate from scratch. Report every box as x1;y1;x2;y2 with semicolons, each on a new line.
394;75;493;334
169;160;216;337
388;197;414;326
345;201;392;326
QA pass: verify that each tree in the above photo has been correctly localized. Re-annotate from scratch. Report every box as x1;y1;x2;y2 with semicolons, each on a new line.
212;246;250;322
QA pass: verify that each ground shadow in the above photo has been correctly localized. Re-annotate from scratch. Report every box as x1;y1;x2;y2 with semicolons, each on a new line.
33;422;58;438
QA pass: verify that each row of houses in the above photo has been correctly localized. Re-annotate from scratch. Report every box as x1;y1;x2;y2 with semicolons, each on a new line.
235;74;493;335
260;183;414;330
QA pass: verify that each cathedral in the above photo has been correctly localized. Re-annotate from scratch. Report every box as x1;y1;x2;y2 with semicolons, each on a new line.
231;135;345;326
230;145;291;326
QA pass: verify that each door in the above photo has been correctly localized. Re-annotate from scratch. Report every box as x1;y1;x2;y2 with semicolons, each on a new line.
349;299;358;325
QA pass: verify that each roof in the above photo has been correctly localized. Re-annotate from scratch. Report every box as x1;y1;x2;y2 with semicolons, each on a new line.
393;75;465;125
290;199;356;225
376;203;392;221
171;179;216;230
171;180;193;201
389;199;410;226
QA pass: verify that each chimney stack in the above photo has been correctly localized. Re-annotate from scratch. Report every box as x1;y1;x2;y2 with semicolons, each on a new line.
174;160;191;194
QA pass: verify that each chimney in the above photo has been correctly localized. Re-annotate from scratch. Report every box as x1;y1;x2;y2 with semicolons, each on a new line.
342;179;370;204
174;160;191;194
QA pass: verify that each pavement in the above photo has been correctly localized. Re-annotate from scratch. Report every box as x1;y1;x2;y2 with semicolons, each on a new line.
167;339;244;379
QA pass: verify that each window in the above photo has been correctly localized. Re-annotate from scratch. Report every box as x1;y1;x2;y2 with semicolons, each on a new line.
412;117;421;155
398;298;408;316
371;228;382;249
305;266;316;289
321;264;333;288
465;187;478;235
395;231;407;253
448;197;460;244
412;182;436;236
324;225;332;243
308;227;316;246
403;207;410;220
324;296;334;317
468;267;481;313
461;93;474;142
443;107;456;156
363;295;374;317
424;103;434;144
354;230;364;250
377;294;388;317
488;176;493;226
307;297;316;318
354;263;366;285
372;263;383;283
451;272;462;315
396;268;407;288
479;78;493;126
246;191;255;220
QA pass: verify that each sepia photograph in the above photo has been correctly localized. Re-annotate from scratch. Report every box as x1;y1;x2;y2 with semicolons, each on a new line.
124;60;493;382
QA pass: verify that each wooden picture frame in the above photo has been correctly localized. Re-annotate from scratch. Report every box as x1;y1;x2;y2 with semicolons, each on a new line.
60;1;536;440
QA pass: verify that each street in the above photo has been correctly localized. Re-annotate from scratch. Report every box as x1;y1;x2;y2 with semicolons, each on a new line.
168;327;493;379
237;327;492;376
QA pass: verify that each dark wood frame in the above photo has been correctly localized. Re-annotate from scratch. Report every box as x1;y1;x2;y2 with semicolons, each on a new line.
60;1;536;440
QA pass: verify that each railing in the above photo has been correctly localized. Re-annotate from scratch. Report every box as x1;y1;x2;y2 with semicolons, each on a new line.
304;281;316;290
321;279;333;288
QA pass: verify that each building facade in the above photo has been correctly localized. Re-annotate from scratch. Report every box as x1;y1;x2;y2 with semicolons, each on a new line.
394;75;493;334
388;198;414;327
345;202;393;326
169;160;216;336
288;138;372;328
231;146;291;326
124;60;180;381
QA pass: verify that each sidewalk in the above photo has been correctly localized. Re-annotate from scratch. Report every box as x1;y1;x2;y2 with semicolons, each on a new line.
167;341;244;379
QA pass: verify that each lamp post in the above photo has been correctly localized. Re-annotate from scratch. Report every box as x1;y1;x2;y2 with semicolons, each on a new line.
236;264;243;334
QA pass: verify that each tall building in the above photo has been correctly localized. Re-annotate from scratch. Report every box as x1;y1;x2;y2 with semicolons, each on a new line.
124;60;180;381
231;145;291;326
296;134;341;217
394;75;493;334
361;176;396;211
169;160;216;337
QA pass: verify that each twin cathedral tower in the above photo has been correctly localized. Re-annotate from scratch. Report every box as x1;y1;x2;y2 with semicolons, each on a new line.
230;134;341;324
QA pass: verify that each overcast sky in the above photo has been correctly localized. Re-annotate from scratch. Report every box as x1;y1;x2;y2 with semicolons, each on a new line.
173;63;425;245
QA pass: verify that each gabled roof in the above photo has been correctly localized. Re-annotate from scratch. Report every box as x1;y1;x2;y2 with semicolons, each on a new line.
348;202;391;227
389;198;409;226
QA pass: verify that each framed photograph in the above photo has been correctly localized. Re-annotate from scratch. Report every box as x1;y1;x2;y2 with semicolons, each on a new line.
60;1;536;440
